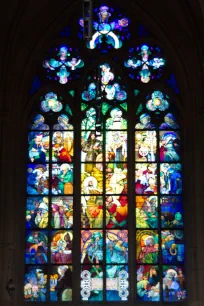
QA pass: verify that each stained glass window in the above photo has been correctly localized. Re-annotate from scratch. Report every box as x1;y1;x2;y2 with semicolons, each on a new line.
25;3;186;303
25;93;74;302
80;63;129;301
124;45;166;83
43;46;84;84
135;91;186;301
79;5;130;51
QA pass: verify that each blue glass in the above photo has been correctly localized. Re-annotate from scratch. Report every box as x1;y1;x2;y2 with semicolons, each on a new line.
25;231;48;264
28;132;49;163
81;230;103;264
146;91;169;112
162;230;184;264
26;197;49;229
160;113;180;130
27;164;49;195
40;92;63;112
30;75;42;95
79;5;129;50
43;46;84;84
166;74;179;94
137;24;151;37
135;113;156;129
124;45;165;83
52;164;73;195
59;25;71;37
53;114;73;130
160;163;182;195
24;266;47;301
160;196;184;228
163;266;186;301
29;114;49;130
106;230;128;264
106;265;129;301
136;265;160;301
159;131;180;162
81;63;127;101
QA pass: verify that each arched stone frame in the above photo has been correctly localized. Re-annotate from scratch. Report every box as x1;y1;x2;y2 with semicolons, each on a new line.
0;0;204;305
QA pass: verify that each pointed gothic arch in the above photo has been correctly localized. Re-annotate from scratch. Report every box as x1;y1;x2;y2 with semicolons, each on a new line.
3;1;204;304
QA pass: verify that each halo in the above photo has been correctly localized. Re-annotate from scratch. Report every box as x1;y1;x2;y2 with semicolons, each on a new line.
165;268;178;278
83;176;98;188
53;131;63;138
67;231;73;241
60;163;71;171
144;235;153;244
162;131;178;140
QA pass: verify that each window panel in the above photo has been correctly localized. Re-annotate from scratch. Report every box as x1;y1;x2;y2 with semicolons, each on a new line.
106;195;128;229
136;265;160;301
135;90;185;302
106;163;128;195
81;230;103;264
136;196;158;229
106;108;127;130
81;196;104;229
160;196;184;228
160;113;180;130
50;265;72;301
136;230;159;264
160;163;182;195
106;265;129;301
106;131;127;162
80;266;103;301
24;266;48;301
79;5;129;51
50;230;73;264
159;131;180;162
135;163;158;194
81;163;103;194
51;196;73;229
28;132;50;163
26;197;49;229
135;131;157;162
25;95;75;302
43;47;84;84
124;45;166;84
25;230;48;264
52;164;73;195
27;164;49;195
81;131;103;162
29;114;49;130
106;230;128;264
52;131;74;162
161;230;185;265
53;114;73;130
162;266;186;301
80;62;129;301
